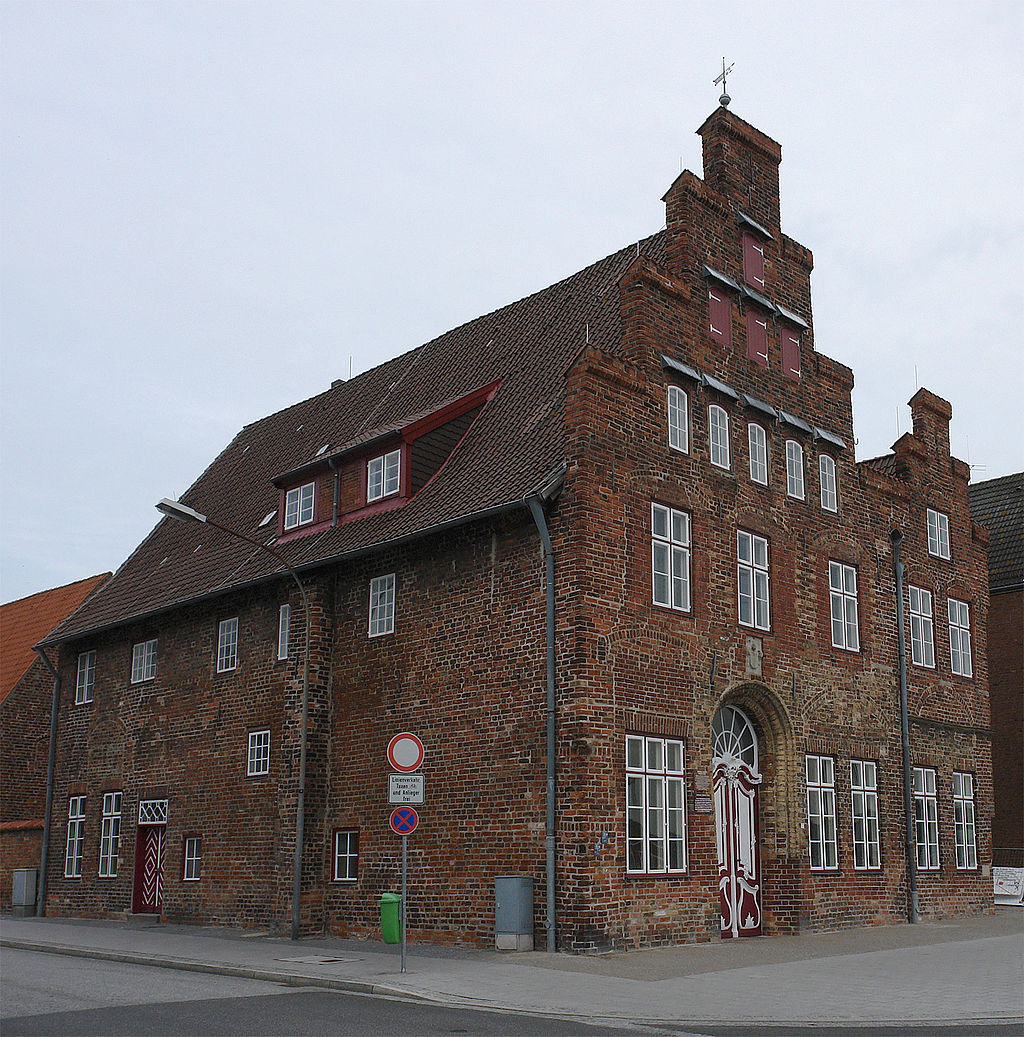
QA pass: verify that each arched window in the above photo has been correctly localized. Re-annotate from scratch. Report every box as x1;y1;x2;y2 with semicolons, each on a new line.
712;705;758;770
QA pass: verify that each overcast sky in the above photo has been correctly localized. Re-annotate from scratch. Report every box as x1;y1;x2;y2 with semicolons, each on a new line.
2;0;1021;605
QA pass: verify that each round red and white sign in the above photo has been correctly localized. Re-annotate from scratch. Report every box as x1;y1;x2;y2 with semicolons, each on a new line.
387;732;424;773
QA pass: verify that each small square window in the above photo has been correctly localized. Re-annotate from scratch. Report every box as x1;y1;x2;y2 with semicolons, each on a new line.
284;483;315;530
248;729;271;776
368;574;396;637
927;509;951;559
76;651;96;704
367;449;401;502
333;829;359;882
217;617;238;673
131;639;157;684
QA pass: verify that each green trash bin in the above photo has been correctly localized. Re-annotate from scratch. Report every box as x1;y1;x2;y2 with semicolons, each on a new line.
380;892;403;944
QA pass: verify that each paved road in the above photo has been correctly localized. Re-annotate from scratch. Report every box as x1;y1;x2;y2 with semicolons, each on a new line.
1;948;637;1036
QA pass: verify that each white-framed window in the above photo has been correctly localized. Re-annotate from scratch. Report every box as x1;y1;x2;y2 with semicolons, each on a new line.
651;503;691;612
948;599;973;677
247;729;270;776
277;604;291;661
819;453;838;512
806;755;838;870
368;573;396;637
737;529;770;631
98;792;122;878
65;796;86;878
952;772;977;870
138;799;168;824
667;385;689;453
367;449;401;502
748;423;768;485
785;439;805;500
131;638;157;684
709;404;730;469
76;651;96;704
183;837;202;881
908;586;935;668
284;482;315;530
829;561;860;651
851;760;881;870
333;829;359;882
913;766;939;870
927;508;951;560
625;734;686;874
217;617;238;673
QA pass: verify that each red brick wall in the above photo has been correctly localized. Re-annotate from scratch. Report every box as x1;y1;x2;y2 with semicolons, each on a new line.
989;588;1023;859
0;658;51;823
0;826;43;911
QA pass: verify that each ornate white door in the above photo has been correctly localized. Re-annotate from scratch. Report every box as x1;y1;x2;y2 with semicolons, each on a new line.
712;706;763;938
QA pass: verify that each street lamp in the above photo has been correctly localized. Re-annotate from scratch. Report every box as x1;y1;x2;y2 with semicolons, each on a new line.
156;498;311;940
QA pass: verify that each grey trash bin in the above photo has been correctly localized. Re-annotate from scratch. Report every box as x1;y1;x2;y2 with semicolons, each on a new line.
12;868;38;918
495;875;534;951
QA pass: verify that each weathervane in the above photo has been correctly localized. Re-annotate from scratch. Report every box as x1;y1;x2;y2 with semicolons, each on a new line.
714;58;734;107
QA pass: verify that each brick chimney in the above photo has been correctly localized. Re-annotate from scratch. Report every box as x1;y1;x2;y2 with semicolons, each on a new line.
697;107;782;233
909;387;952;459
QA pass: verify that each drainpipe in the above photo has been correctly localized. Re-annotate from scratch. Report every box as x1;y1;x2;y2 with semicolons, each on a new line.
34;646;61;918
526;468;563;953
890;528;920;923
328;457;341;527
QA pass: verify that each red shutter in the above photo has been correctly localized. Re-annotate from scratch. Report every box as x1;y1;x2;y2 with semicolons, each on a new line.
781;326;801;381
709;289;732;347
746;309;769;367
742;233;765;289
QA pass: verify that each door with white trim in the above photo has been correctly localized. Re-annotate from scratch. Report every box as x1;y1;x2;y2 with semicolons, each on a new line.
712;706;763;938
132;799;168;914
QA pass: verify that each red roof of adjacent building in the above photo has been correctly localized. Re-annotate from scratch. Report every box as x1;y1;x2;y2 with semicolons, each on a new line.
0;575;110;701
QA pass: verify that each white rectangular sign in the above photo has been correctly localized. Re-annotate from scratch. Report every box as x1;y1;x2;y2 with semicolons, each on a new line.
389;773;425;804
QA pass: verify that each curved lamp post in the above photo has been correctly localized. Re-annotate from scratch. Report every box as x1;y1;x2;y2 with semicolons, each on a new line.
156;498;311;940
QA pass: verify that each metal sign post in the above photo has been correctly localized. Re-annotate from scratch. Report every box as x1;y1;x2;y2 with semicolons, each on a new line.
401;834;408;973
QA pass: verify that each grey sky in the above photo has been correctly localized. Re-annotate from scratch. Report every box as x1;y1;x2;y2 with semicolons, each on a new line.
2;0;1022;604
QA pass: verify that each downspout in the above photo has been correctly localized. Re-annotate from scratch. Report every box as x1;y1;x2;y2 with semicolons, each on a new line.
328;457;341;527
526;467;563;953
34;646;61;918
890;528;920;923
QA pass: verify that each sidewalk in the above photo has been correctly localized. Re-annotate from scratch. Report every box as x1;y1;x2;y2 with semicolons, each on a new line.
2;909;1022;1028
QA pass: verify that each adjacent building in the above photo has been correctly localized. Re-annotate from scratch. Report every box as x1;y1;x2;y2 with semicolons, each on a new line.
38;105;992;949
1;574;109;911
969;473;1023;867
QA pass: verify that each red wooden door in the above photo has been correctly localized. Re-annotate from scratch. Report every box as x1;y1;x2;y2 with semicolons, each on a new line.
133;826;166;913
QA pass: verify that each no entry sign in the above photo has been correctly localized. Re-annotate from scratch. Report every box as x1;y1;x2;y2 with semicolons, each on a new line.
387;732;424;773
389;806;419;835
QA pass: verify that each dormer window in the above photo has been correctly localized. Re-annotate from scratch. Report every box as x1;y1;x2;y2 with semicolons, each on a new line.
367;449;401;502
284;482;315;530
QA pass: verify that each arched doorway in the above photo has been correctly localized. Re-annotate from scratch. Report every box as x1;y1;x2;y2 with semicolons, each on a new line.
712;705;762;938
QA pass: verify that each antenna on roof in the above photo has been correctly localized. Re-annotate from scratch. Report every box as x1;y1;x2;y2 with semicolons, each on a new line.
714;58;735;107
349;356;353;379
585;322;590;344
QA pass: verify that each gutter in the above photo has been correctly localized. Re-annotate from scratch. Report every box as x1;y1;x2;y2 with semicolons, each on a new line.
890;528;920;924
34;646;60;918
525;463;566;953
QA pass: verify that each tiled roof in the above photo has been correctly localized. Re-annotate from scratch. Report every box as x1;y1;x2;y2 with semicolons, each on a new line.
1;574;110;699
44;235;667;645
969;473;1024;590
859;453;899;477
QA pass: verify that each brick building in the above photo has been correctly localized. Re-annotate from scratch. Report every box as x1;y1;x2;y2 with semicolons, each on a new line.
38;105;993;949
1;574;108;910
969;473;1023;867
